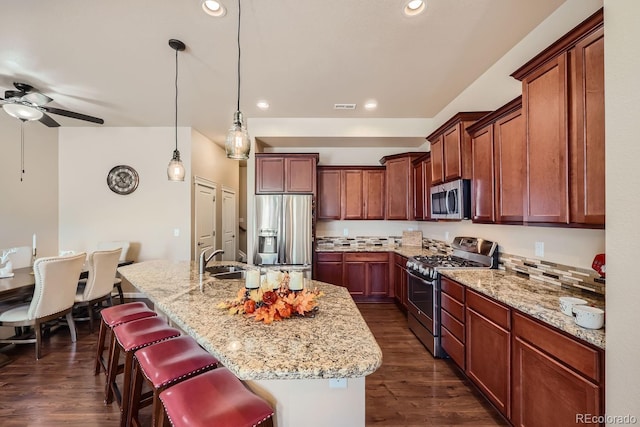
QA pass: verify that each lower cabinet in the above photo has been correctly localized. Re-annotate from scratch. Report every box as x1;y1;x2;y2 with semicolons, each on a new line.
441;277;466;370
392;254;408;309
465;290;510;418
314;251;391;301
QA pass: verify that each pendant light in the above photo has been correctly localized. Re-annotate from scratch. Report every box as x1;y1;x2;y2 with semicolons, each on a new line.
167;38;186;181
225;0;250;160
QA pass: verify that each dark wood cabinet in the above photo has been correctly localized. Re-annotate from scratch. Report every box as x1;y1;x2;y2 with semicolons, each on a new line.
316;166;385;220
392;254;408;309
255;153;318;194
511;312;603;427
512;9;604;227
465;290;511;418
412;154;432;221
380;152;423;220
314;252;343;286
440;277;466;370
427;112;489;186
467;97;525;224
343;252;389;300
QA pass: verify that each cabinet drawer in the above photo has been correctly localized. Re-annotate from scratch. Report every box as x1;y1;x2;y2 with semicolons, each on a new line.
513;312;602;382
442;326;465;370
467;290;510;330
315;252;343;262
441;277;465;302
344;252;388;262
441;309;465;343
441;293;465;322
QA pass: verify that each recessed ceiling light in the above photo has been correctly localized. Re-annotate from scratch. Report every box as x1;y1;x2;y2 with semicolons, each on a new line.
404;0;426;16
256;100;270;110
364;100;378;111
202;0;226;17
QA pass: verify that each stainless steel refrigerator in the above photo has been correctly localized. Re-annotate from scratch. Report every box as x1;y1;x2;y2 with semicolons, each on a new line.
253;194;313;267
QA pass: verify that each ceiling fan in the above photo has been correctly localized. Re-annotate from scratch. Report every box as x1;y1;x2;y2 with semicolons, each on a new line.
0;82;104;127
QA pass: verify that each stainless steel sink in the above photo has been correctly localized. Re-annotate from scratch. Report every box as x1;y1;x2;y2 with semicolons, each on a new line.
210;270;246;280
205;265;245;275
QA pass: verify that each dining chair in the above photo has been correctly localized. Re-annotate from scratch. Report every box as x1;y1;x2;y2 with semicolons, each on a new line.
0;253;86;359
73;248;122;332
97;241;131;304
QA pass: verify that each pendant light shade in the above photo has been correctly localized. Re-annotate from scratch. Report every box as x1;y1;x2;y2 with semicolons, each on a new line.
225;0;250;160
167;38;186;181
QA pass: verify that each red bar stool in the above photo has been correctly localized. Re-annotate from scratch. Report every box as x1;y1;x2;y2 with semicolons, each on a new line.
94;301;157;376
159;367;274;427
105;316;181;427
127;335;219;427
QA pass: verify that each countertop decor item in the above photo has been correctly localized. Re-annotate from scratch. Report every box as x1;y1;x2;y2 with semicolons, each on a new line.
107;165;139;195
592;253;605;277
167;38;186;181
218;272;323;324
224;0;250;160
573;305;605;330
559;296;587;316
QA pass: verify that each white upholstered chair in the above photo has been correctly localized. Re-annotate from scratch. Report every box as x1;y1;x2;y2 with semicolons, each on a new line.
0;253;86;359
97;241;130;304
73;248;121;332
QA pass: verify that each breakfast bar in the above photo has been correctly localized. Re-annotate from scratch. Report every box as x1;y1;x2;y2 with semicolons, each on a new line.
118;260;382;427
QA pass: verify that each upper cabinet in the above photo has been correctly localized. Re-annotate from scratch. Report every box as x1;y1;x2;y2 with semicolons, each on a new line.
316;166;385;220
255;153;319;194
467;97;525;224
380;153;424;220
511;9;604;227
427;112;490;185
413;153;432;221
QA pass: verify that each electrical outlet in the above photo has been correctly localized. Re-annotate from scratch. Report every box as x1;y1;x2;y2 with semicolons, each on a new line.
173;228;180;237
343;228;349;237
329;378;347;389
535;242;544;257
445;231;450;241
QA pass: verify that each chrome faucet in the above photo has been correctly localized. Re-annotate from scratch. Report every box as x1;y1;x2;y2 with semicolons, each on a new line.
199;248;225;275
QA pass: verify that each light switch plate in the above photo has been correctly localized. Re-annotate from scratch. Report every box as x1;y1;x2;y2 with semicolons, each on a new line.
535;241;544;257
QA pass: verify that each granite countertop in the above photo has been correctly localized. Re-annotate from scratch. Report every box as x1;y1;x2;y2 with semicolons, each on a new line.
441;269;605;349
118;260;383;381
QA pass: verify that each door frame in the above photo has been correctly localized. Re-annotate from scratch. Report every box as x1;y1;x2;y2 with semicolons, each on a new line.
193;176;217;261
221;186;237;262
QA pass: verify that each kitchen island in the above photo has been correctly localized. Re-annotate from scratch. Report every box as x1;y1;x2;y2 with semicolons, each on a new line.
118;260;382;427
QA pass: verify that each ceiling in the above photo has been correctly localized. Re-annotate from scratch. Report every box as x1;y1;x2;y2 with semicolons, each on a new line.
0;0;565;148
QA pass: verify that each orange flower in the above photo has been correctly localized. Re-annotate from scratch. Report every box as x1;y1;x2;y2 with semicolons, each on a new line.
243;299;256;314
262;290;278;305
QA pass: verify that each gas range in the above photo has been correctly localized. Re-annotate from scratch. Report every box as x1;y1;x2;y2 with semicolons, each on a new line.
406;237;499;280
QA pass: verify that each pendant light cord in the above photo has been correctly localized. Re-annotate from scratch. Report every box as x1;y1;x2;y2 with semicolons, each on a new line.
20;121;25;182
236;0;241;112
174;47;179;152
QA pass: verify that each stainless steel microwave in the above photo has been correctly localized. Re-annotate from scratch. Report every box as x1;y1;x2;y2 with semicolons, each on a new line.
430;179;471;220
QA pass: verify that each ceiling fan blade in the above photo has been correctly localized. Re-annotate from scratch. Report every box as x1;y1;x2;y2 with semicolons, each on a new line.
43;106;104;124
23;92;53;106
39;113;60;127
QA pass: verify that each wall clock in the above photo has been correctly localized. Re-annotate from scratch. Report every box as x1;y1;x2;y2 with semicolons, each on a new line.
107;165;139;195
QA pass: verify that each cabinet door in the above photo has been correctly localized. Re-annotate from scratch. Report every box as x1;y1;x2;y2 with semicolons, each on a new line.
523;54;569;223
443;125;463;182
342;169;364;219
422;159;432;220
363;169;385;220
512;336;600;427
466;307;510;417
393;257;408;308
385;157;412;220
343;261;366;297
570;28;605;226
314;253;343;286
317;169;341;219
285;157;316;193
495;108;526;223
256;157;285;193
471;124;495;222
366;260;389;297
430;135;444;185
413;162;424;220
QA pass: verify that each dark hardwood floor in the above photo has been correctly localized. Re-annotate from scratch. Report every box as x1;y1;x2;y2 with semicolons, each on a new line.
0;303;506;426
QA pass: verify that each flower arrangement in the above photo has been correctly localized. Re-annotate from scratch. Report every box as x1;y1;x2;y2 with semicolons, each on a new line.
218;275;324;324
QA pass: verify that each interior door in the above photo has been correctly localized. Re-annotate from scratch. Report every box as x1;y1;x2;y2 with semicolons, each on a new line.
194;181;216;261
222;189;237;262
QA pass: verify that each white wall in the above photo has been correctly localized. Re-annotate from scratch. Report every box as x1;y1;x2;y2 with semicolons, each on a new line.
0;114;59;257
58;127;191;261
604;0;640;421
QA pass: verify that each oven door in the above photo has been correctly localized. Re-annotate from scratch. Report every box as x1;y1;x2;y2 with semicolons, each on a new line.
407;271;437;334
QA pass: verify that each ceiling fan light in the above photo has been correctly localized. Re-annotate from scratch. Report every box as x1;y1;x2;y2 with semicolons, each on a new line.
3;103;43;121
167;149;186;181
202;0;226;17
225;111;250;160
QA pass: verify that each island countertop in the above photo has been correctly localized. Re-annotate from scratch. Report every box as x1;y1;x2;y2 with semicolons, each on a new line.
118;260;383;381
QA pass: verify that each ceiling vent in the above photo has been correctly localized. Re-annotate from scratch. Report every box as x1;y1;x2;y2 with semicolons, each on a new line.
334;103;356;110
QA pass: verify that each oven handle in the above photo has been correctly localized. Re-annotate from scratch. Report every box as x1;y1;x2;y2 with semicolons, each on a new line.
407;270;437;285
